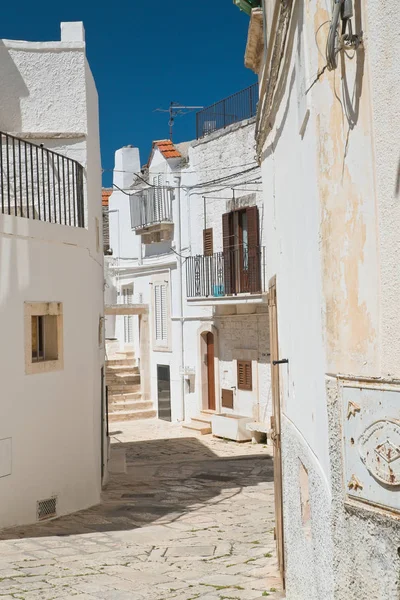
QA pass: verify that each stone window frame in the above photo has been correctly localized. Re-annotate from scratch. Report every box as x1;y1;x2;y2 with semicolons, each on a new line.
24;302;64;375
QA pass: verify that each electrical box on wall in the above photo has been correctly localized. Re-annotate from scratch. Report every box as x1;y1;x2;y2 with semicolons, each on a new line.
343;385;400;513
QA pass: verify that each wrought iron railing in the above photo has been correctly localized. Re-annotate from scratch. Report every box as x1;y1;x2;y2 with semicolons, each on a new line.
186;246;266;298
0;132;85;227
196;83;258;139
129;187;173;230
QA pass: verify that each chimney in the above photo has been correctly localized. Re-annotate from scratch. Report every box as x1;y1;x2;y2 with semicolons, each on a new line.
113;146;141;190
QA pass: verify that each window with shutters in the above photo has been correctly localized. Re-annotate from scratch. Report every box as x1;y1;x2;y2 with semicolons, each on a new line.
203;228;213;256
154;283;168;347
237;360;253;391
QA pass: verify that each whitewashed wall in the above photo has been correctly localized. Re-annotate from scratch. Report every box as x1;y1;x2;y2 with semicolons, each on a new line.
258;0;400;597
0;23;103;529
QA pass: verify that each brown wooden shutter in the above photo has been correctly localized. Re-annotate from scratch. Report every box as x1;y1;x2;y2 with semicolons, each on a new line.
222;212;234;295
221;388;234;409
246;206;261;293
203;228;213;256
237;360;252;391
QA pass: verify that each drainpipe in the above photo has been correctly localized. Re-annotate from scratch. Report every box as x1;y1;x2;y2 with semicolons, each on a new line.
174;174;185;422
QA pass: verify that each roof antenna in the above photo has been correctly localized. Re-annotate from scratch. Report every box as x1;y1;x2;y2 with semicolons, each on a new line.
154;102;204;141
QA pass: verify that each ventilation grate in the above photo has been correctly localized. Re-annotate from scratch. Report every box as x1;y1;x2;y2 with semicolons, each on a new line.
37;497;57;521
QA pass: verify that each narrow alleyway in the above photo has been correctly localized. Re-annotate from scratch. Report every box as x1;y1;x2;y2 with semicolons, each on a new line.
0;420;282;600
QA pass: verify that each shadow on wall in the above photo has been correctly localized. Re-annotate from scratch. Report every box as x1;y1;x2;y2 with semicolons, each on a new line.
0;435;273;540
0;40;28;132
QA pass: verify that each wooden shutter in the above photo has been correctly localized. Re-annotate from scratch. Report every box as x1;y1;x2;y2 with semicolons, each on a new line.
154;284;162;341
154;283;167;344
203;228;213;256
237;360;252;391
246;206;261;293
222;388;234;409
222;212;234;295
161;284;167;341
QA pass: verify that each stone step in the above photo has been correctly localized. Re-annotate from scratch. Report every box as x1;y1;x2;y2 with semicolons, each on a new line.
106;365;139;374
182;421;212;435
108;409;156;423
106;374;140;385
106;358;135;367
108;400;152;413
108;391;141;402
192;414;213;426
106;384;141;394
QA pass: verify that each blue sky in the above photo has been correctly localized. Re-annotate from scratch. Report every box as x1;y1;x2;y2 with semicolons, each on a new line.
1;0;256;186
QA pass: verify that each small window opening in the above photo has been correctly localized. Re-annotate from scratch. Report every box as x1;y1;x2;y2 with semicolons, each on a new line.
31;315;58;362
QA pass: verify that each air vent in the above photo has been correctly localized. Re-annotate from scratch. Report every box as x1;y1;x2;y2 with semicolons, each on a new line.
37;497;57;521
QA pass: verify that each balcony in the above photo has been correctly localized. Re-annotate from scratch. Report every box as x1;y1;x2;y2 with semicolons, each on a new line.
0;131;85;227
186;246;266;304
129;187;173;243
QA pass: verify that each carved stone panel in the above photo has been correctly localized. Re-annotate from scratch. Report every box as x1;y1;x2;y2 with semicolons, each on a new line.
343;385;400;513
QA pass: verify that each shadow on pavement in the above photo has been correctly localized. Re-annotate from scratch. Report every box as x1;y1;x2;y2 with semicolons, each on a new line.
0;435;273;540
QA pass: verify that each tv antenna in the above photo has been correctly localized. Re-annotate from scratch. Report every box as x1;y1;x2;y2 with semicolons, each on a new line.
154;101;204;141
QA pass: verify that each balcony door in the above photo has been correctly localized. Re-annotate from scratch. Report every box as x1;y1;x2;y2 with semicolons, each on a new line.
222;205;260;295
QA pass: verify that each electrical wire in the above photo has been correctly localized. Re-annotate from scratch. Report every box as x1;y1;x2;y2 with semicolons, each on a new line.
102;161;257;176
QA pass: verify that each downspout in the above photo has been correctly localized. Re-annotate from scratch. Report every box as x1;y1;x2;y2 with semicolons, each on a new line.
174;174;185;422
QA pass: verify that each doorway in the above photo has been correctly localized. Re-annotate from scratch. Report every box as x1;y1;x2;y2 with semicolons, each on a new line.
206;332;216;411
157;364;171;422
268;277;285;587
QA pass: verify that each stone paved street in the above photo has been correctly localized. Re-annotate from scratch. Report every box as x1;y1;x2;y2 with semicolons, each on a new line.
0;420;283;600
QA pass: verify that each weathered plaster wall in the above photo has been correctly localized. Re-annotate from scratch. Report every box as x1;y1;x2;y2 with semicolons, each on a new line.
281;416;334;600
259;0;400;597
326;378;400;599
366;0;400;377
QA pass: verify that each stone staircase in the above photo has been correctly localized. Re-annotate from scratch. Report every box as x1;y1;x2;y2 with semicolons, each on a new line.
182;411;213;435
106;349;156;422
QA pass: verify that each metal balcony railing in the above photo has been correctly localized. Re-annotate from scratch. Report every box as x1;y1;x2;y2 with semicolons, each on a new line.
0;132;85;227
186;246;266;299
129;187;173;230
196;83;258;139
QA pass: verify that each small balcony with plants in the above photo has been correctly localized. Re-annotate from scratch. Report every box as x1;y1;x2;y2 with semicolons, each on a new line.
186;245;267;305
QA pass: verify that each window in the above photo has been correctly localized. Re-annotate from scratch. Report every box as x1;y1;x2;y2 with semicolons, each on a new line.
25;302;63;374
154;283;168;346
237;360;253;391
31;315;58;362
203;228;214;256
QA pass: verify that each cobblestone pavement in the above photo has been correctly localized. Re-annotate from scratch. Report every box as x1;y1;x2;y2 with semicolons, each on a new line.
0;420;283;600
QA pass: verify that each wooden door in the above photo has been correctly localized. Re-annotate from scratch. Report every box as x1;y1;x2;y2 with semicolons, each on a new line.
268;277;285;586
206;332;216;411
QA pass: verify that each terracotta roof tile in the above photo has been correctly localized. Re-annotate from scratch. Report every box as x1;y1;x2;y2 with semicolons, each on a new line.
102;188;112;207
153;139;182;159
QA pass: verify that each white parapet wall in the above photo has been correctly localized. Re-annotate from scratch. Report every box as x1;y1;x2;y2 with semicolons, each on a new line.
0;22;104;529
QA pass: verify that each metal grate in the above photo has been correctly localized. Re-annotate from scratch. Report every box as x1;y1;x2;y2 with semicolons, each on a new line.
196;84;258;139
37;497;57;521
0;131;85;227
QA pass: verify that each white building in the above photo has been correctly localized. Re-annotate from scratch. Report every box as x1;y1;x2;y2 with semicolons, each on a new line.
241;0;400;598
106;107;271;435
0;23;105;529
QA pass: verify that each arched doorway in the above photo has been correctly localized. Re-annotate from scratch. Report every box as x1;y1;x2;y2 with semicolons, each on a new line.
206;332;216;411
